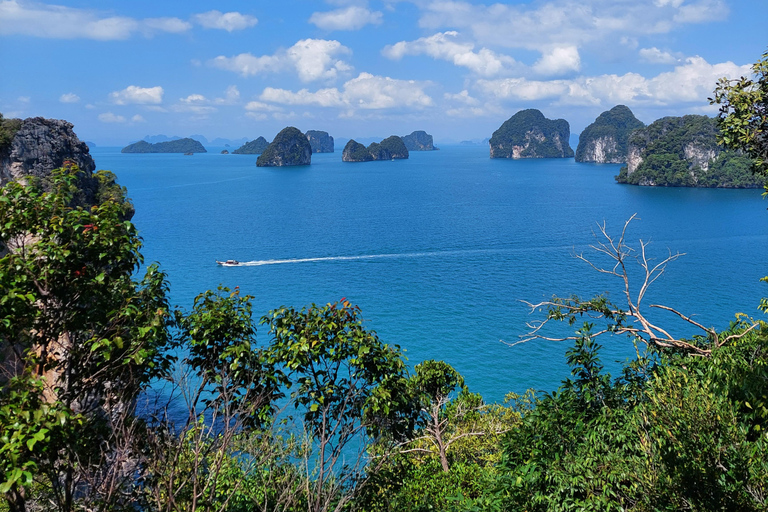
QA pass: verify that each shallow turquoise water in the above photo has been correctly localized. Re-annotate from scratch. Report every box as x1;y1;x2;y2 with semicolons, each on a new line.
91;146;768;402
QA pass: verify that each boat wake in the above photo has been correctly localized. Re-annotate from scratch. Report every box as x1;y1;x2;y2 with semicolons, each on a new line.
237;249;491;267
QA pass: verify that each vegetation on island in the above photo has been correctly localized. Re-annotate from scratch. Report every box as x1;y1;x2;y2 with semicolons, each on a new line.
0;114;22;155
2;51;768;512
342;136;409;162
233;136;269;155
575;105;645;163
401;131;437;151
489;109;574;159
121;138;207;154
256;127;312;167
615;115;762;188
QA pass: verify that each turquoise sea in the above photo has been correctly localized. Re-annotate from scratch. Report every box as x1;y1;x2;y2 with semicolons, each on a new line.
91;146;768;403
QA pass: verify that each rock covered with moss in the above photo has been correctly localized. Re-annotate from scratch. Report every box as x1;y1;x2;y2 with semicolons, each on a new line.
615;115;762;188
342;136;409;162
121;138;207;154
402;130;437;151
489;109;574;159
306;130;334;153
576;105;645;163
233;136;269;155
256;127;312;167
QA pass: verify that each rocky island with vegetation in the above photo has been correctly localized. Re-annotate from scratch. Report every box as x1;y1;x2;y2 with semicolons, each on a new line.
342;135;409;162
121;137;207;154
306;130;334;153
576;105;645;163
615;115;761;188
402;130;437;151
233;136;270;155
489;109;574;159
256;127;312;167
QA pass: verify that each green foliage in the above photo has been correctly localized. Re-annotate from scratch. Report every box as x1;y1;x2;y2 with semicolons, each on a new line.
256;127;312;167
232;136;269;155
121;137;207;154
575;105;644;163
489;109;574;159
343;140;374;162
615;115;762;187
0;113;21;155
379;136;409;159
711;49;768;190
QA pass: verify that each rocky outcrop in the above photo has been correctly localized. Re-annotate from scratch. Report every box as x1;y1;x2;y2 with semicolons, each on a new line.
342;136;409;162
121;138;206;153
489;109;574;159
256;127;312;167
0;115;135;215
221;150;230;154
342;140;373;162
402;131;437;151
1;116;96;184
306;130;334;153
616;115;761;188
576;105;645;163
233;137;269;154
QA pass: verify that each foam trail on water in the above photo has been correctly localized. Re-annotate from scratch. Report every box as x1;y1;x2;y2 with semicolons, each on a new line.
239;251;437;266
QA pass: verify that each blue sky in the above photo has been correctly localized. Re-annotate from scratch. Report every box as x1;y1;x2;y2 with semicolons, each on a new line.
1;0;765;145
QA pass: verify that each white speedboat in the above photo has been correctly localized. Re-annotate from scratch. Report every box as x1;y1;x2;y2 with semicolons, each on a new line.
216;259;240;266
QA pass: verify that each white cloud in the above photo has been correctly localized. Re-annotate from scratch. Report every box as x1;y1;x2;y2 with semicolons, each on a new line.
416;0;729;51
444;90;479;105
59;93;80;103
210;39;352;83
98;112;126;123
476;56;751;107
244;101;283;112
533;46;581;76
639;47;679;64
214;85;240;105
131;114;145;122
193;10;258;32
383;31;516;77
258;72;433;111
109;85;164;105
287;39;352;82
309;6;383;31
0;1;190;40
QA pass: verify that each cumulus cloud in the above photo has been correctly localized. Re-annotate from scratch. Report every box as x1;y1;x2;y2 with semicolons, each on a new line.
383;31;516;77
0;1;190;40
415;0;729;51
309;6;383;31
210;39;352;83
244;101;284;112
131;114;145;122
639;47;680;64
444;90;480;105
214;85;240;105
109;85;164;105
59;93;80;103
193;10;258;32
258;72;433;111
98;112;126;123
533;46;581;76
476;56;750;107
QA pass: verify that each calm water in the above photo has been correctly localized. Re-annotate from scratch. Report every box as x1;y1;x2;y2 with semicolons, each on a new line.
91;146;768;402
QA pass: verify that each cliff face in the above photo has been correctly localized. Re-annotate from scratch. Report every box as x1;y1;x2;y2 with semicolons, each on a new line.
306;130;334;153
489;109;574;159
1;117;96;185
342;140;373;162
576;105;645;163
402;131;436;151
256;127;312;167
616;115;761;188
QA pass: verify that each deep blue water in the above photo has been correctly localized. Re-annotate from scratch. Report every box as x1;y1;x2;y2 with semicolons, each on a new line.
91;146;768;403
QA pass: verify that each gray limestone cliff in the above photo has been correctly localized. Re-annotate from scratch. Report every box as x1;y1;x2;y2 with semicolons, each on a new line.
489;109;574;159
342;136;409;162
256;127;312;167
306;130;334;153
575;105;645;163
